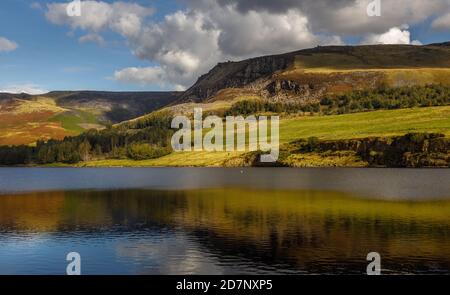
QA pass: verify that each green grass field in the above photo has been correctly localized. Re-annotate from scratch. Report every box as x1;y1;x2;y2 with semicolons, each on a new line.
75;106;450;167
280;106;450;143
49;110;101;133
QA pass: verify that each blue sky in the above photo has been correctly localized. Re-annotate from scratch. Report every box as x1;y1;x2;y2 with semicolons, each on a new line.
0;0;449;94
0;0;183;92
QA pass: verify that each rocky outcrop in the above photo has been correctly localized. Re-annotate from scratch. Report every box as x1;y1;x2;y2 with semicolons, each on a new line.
295;133;450;168
178;54;296;102
266;80;305;95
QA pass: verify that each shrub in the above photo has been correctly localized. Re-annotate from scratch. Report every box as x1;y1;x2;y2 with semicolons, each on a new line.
127;143;172;160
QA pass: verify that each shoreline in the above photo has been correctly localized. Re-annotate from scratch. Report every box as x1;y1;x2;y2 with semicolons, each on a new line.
1;164;449;169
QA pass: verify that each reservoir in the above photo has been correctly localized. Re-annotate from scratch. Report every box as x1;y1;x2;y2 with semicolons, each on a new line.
0;168;449;274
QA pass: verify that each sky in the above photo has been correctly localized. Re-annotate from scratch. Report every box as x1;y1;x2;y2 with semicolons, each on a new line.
0;0;449;94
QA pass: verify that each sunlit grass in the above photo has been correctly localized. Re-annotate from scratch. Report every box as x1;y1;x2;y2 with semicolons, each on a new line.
280;106;450;143
78;151;244;167
77;106;450;167
49;110;100;133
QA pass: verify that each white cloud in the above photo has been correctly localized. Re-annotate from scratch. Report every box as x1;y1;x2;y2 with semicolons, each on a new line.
113;66;186;91
45;1;153;36
432;12;450;29
113;66;187;91
0;84;48;95
362;26;421;45
114;67;165;85
127;10;223;87
214;8;318;57
0;37;18;52
79;33;105;45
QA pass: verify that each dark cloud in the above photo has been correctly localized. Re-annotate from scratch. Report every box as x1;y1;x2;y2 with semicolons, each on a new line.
188;0;450;35
215;0;356;14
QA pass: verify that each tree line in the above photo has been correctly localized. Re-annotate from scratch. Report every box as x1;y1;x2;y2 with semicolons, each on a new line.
225;84;450;116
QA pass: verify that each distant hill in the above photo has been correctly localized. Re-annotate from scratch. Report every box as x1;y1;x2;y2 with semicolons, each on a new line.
0;93;31;101
0;91;180;145
179;42;450;104
45;91;180;122
429;41;450;47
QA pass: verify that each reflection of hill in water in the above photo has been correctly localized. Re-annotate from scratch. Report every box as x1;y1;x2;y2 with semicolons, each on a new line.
1;189;449;273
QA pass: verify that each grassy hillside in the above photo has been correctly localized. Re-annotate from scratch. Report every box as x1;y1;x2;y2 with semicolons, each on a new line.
279;107;450;142
48;110;101;133
294;45;450;69
77;106;450;167
47;91;180;122
0;97;73;146
0;91;180;146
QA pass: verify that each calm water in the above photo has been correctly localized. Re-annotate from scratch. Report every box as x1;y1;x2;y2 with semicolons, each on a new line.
0;168;449;275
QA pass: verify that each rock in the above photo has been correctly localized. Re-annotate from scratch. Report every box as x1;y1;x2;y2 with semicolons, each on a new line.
179;54;294;102
295;133;449;168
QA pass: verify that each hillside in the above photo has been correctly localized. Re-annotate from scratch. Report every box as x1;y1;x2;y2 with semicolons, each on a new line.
80;106;450;168
178;43;450;104
0;91;180;145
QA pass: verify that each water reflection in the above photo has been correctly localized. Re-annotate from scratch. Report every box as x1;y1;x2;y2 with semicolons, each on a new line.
0;188;449;274
1;168;450;200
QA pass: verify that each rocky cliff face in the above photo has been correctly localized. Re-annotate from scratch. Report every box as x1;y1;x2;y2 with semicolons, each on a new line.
179;53;296;103
262;71;384;103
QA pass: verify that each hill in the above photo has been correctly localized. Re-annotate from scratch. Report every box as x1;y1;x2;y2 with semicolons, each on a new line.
45;91;180;122
178;43;450;104
0;91;180;145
